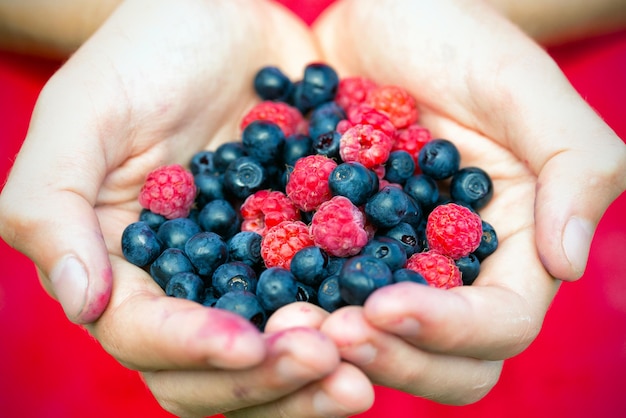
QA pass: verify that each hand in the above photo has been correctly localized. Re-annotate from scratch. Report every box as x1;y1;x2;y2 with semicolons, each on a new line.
0;0;373;416
296;0;626;404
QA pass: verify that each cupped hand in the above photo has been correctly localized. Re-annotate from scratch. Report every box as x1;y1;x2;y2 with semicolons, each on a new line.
0;0;373;416
296;0;626;405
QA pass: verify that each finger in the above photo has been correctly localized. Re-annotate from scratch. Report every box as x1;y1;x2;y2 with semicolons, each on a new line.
322;306;502;405
527;111;626;281
264;302;329;332
362;228;559;361
0;87;116;324
144;327;344;418
84;256;265;371
226;362;374;418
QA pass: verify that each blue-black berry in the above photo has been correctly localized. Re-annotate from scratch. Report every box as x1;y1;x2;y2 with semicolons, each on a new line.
121;221;163;267
418;138;460;180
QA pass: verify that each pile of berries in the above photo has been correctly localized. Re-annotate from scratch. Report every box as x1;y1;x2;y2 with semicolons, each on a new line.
121;63;498;330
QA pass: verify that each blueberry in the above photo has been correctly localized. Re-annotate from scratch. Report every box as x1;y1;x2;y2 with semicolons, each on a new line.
401;195;424;231
295;282;318;305
404;174;439;211
287;80;305;112
450;166;494;210
227;231;263;269
184;231;228;277
308;101;345;140
384;150;415;185
415;220;429;250
201;286;218;307
293;63;339;113
139;209;167;231
211;261;258;296
325;256;348;277
378;222;421;257
190;150;217;175
418;138;460;180
213;141;247;173
312;131;342;161
197;199;241;239
157;218;202;250
456;254;481;285
194;172;225;208
121;221;163;267
165;272;205;303
365;185;409;228
339;255;393;306
329;162;378;206
392;268;427;285
360;237;407;271
290;246;329;287
283;134;313;167
223;156;267;200
473;220;498;261
150;248;195;290
241;120;285;165
253;66;294;102
317;275;347;313
215;290;267;330
256;267;299;312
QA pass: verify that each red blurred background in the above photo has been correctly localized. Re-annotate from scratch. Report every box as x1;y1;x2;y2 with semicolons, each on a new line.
1;1;625;417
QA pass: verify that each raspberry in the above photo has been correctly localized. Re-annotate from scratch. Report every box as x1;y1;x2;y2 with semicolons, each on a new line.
336;104;396;138
138;164;196;219
310;196;369;257
339;124;394;169
285;154;337;212
240;190;300;236
261;220;314;269
406;251;462;289
393;123;432;169
365;85;419;129
426;203;483;260
334;76;378;113
240;100;307;137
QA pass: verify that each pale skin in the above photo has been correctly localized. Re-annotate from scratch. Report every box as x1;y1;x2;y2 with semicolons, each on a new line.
1;0;626;417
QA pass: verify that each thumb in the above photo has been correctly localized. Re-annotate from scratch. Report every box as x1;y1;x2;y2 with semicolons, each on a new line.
0;180;113;325
0;79;115;324
502;71;626;281
534;128;626;281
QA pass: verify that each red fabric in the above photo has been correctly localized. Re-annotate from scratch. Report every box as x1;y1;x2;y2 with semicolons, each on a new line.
1;2;625;417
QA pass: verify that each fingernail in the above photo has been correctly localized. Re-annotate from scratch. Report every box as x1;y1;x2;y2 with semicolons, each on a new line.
562;217;594;277
313;390;340;417
385;317;421;337
275;355;312;382
341;343;377;365
49;255;88;323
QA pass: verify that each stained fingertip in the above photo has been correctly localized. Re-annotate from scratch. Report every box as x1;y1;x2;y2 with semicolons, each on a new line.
196;308;267;369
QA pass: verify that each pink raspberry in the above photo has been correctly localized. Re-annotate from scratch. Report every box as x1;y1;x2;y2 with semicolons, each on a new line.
335;76;379;113
285;154;337;212
426;203;483;260
393;123;432;170
365;85;419;129
138;164;196;219
406;251;462;289
240;100;307;137
336;104;396;138
310;196;369;257
339;124;394;169
261;221;314;269
240;190;300;236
